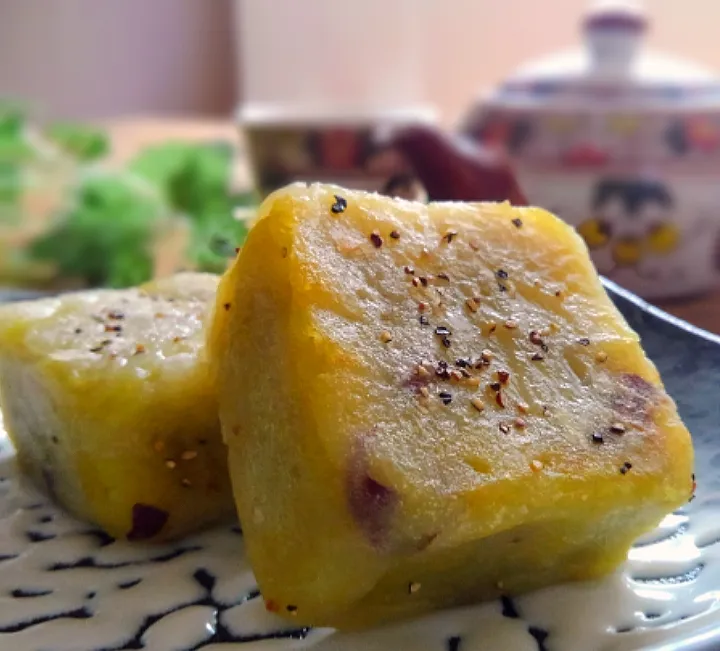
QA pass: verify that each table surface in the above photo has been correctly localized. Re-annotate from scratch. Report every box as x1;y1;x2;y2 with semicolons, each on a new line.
104;117;720;335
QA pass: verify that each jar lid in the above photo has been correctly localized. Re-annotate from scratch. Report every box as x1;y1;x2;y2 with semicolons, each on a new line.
489;0;720;111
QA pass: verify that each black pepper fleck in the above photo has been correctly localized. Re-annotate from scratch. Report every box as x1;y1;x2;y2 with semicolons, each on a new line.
489;382;501;392
620;462;633;475
531;352;545;361
499;423;510;434
496;269;509;280
419;315;430;326
442;230;458;244
438;391;453;405
419;276;429;287
223;303;231;311
455;358;470;368
331;195;347;214
512;218;523;228
441;336;452;348
578;338;591;346
404;266;415;275
389;230;400;239
370;232;383;248
592;432;604;444
498;283;507;292
74;328;83;334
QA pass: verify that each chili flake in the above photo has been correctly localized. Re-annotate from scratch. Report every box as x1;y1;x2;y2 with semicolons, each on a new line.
495;391;506;408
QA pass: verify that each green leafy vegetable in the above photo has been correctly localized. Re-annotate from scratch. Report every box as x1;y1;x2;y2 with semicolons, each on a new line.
46;123;110;162
28;172;164;288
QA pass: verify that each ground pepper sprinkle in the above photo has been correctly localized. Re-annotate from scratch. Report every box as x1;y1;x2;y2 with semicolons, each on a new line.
331;195;347;214
512;218;523;228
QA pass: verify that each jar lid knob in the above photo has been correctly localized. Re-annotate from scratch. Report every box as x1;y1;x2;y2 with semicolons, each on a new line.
582;1;648;78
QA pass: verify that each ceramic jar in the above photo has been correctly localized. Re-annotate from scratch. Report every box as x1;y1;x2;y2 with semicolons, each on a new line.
461;2;720;300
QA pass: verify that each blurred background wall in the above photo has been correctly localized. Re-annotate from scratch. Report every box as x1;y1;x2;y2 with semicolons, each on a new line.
1;0;719;124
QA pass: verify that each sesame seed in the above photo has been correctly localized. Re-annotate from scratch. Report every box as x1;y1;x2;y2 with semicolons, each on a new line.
610;423;626;434
465;297;479;313
512;218;523;228
409;582;422;594
578;338;591;346
504;320;518;329
370;231;383;248
89;346;104;353
466;375;481;388
331;195;347;214
389;230;400;239
165;460;177;470
181;450;198;461
380;331;393;343
530;460;544;471
173;336;186;343
438;391;453;405
592;432;604;444
471;397;485;412
596;351;608;363
499;423;510;434
469;239;480;251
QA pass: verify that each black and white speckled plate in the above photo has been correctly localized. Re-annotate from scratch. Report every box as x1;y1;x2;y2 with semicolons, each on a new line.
1;279;720;651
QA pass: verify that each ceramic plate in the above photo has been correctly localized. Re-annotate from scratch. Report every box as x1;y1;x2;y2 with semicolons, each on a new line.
1;280;720;651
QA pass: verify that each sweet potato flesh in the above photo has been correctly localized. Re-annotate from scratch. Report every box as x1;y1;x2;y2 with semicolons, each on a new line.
210;184;693;629
0;273;234;542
